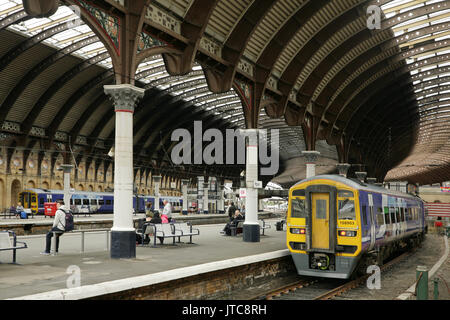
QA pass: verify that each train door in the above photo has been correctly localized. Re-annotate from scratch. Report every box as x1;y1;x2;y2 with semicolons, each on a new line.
368;194;376;251
311;193;329;249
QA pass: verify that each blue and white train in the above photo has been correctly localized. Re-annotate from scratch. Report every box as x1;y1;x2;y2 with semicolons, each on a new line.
287;175;427;279
18;188;182;215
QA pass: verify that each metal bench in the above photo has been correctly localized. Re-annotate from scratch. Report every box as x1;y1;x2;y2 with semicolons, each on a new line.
0;230;27;264
136;223;156;246
2;208;15;219
173;222;200;244
230;221;244;236
51;228;111;255
259;219;271;235
150;223;182;246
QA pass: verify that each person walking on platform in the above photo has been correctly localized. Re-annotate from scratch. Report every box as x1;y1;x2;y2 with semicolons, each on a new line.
162;199;172;222
40;199;70;255
227;202;236;221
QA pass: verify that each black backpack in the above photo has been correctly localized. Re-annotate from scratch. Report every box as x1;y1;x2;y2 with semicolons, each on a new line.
62;209;74;232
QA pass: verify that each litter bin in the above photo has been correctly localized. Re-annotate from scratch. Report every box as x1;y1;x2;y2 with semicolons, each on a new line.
44;202;57;217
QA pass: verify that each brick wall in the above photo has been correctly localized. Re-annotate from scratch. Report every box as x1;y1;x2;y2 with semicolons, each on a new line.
91;256;296;300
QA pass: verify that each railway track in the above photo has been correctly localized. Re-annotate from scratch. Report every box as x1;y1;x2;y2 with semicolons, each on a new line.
252;250;412;300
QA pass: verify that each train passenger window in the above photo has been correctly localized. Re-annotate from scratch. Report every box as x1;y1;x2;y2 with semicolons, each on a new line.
338;199;355;220
83;199;89;205
395;208;400;223
385;208;391;224
376;208;385;225
106;199;112;205
75;199;81;205
338;190;354;198
40;198;45;205
90;199;97;205
390;208;396;224
98;200;104;205
361;205;368;225
290;199;306;218
400;208;405;222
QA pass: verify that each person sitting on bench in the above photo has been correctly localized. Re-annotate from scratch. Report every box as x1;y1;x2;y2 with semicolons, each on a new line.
41;199;68;255
222;209;244;236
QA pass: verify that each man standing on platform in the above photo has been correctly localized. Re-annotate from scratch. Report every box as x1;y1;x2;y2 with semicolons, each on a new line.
162;200;173;222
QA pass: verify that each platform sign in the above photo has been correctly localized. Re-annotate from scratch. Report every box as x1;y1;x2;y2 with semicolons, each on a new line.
239;188;246;198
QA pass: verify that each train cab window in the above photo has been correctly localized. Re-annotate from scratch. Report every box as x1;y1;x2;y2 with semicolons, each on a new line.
376;207;385;225
106;199;112;205
98;200;104;205
291;198;306;218
75;199;81;205
292;189;305;197
40;198;45;205
90;199;97;205
338;190;354;198
338;199;355;220
70;199;73;205
361;205;368;225
83;199;89;205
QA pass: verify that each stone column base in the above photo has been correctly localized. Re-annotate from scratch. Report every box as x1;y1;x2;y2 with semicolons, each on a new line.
110;231;136;259
243;224;260;242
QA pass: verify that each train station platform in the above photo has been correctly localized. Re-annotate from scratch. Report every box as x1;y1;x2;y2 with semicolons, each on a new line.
0;217;289;300
0;211;282;236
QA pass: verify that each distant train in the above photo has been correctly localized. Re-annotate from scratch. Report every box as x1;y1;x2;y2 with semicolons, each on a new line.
18;188;182;215
287;175;427;279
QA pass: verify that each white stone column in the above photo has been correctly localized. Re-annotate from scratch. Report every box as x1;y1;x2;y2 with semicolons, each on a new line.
153;175;161;211
302;151;320;178
181;179;189;215
218;184;225;214
243;129;260;242
203;182;209;214
104;84;144;259
60;164;73;207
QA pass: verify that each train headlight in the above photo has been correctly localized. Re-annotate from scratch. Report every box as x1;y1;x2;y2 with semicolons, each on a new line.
338;230;357;237
290;228;306;234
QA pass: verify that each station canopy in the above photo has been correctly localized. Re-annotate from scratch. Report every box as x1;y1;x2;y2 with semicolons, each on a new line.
0;0;449;186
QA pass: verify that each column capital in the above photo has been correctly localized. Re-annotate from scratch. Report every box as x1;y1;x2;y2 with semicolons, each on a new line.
59;164;74;173
302;150;320;163
203;182;209;188
367;177;377;184
104;84;145;113
152;175;162;183
336;163;351;177
181;179;190;185
355;171;367;183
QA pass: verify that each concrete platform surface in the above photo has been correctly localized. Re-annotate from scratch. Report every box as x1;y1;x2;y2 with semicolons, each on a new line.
0;218;286;299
